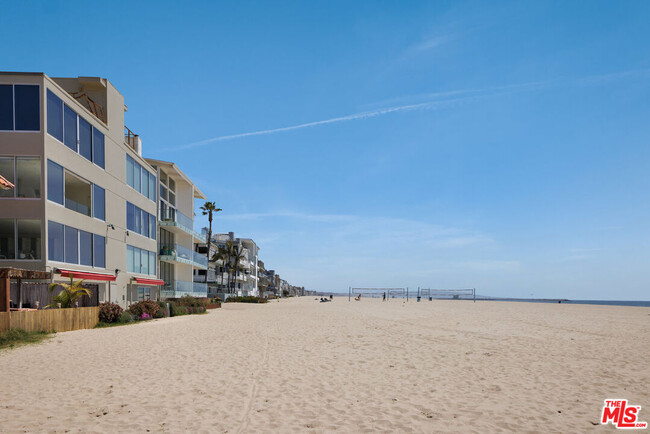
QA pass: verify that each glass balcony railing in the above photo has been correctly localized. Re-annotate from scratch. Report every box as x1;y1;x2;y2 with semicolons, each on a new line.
159;243;207;268
159;207;204;240
161;280;207;298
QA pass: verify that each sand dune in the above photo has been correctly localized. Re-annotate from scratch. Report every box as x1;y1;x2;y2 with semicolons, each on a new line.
0;297;648;432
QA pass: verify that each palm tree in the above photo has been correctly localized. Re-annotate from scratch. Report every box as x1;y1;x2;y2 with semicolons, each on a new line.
47;277;92;308
200;201;222;283
228;241;247;294
211;244;230;292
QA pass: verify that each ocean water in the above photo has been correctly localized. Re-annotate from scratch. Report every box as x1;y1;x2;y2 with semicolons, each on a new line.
476;298;650;308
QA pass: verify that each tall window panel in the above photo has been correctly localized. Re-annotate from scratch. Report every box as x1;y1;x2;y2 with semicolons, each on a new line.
63;105;77;151
149;214;156;240
0;85;13;130
93;234;105;268
47;160;64;205
93;185;105;221
13;85;39;131
126;245;134;273
0;157;14;198
15;157;40;198
134;163;141;192
0;219;15;259
126;155;134;187
92;128;104;168
48;221;64;262
64;172;92;217
64;226;78;264
78;117;92;161
47;90;63;141
79;230;93;266
149;173;156;201
149;251;156;276
16;220;41;259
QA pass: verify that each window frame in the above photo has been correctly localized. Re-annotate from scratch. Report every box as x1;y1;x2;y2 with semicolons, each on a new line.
0;155;41;200
47;220;106;269
0;218;42;262
0;83;41;133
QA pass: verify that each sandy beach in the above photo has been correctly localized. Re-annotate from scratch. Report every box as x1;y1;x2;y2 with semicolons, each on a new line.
0;297;648;433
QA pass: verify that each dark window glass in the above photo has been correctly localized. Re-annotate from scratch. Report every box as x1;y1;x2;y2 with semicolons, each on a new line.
79;117;92;161
0;219;15;259
93;234;105;268
0;157;14;198
0;85;13;130
48;220;64;262
64;172;91;217
149;214;156;240
92;128;104;168
47;160;64;205
141;211;148;238
17;219;41;259
14;85;39;131
64;226;78;264
126;202;135;231
16;157;41;198
149;173;156;201
134;207;141;234
134;162;141;192
63;105;77;151
126;155;134;187
79;230;93;266
93;185;105;221
47;90;63;141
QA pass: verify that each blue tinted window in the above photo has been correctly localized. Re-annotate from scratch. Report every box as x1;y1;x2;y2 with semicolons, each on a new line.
64;226;78;264
134;162;141;192
14;85;39;131
92;128;104;168
47;160;64;205
141;211;149;238
149;173;156;201
79;117;92;161
126;202;135;231
79;230;93;266
134;207;141;234
149;214;156;240
126;155;134;187
93;185;105;221
63;105;77;151
126;245;134;272
149;251;156;275
93;234;105;268
0;85;13;130
47;90;63;141
47;220;64;262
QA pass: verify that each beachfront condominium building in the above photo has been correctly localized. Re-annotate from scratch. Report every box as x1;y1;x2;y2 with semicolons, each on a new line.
0;72;161;308
144;159;207;299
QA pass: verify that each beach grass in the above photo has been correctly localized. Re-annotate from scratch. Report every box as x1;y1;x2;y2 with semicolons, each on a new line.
0;329;53;350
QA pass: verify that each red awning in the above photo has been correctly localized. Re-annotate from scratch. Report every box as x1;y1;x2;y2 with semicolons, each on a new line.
133;277;165;286
56;268;116;282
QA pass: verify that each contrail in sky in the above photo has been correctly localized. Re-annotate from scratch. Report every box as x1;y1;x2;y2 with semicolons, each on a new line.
171;69;649;151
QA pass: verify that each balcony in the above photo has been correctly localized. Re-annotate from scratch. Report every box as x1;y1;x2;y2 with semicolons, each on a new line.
159;207;204;241
159;244;207;269
160;280;208;298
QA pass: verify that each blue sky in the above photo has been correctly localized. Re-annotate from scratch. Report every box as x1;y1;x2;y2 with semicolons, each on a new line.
2;1;649;299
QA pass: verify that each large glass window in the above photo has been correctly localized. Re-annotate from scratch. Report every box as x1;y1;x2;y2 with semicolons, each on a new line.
93;185;105;221
141;168;149;199
93;128;104;168
93;234;105;268
0;85;13;130
134;207;141;234
127;202;135;231
126;155;134;187
0;219;15;259
48;220;64;262
149;173;156;201
141;249;149;275
79;117;92;161
134;163;141;192
47;90;63;141
149;214;156;240
16;220;41;259
126;245;134;273
0;157;14;198
133;247;140;274
47;160;64;205
149;251;156;275
64;172;91;216
79;230;93;266
64;226;78;264
16;157;40;198
14;85;39;131
63;105;77;151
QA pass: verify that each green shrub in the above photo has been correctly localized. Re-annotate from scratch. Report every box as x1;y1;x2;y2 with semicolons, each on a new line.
169;301;206;316
128;300;160;319
0;329;52;350
154;301;169;318
224;296;268;304
98;302;123;323
119;311;134;323
174;294;208;308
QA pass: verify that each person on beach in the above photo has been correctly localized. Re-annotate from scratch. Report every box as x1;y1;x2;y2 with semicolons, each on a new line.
330;294;333;301
382;292;386;301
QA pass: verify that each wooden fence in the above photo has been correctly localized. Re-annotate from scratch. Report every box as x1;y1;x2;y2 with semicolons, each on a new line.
0;307;100;333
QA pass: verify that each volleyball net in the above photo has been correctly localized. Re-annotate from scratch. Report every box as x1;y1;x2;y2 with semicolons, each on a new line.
348;287;408;301
418;288;476;302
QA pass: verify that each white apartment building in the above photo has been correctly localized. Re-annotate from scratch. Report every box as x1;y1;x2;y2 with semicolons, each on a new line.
145;159;207;299
0;72;160;308
207;233;259;297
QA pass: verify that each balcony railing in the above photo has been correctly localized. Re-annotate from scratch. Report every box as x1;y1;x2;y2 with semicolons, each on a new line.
159;207;204;240
160;280;208;298
159;244;208;268
124;126;138;151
